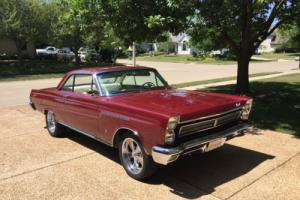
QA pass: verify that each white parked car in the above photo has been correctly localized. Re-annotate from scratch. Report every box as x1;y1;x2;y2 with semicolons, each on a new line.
78;47;100;62
36;46;57;58
57;48;75;61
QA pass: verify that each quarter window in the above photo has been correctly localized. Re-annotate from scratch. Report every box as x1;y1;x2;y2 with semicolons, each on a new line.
61;74;98;95
74;74;97;94
61;75;74;91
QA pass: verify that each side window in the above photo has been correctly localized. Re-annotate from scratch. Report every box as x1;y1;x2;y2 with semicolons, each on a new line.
73;74;98;95
61;75;74;91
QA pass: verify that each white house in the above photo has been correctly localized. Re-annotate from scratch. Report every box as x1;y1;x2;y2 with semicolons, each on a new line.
256;34;276;54
169;33;200;55
138;32;280;55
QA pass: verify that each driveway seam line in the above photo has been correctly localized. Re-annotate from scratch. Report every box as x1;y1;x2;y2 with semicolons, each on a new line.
225;152;300;200
0;152;95;182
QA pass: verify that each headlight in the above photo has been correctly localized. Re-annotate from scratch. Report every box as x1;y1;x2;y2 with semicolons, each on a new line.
241;99;253;120
165;116;180;144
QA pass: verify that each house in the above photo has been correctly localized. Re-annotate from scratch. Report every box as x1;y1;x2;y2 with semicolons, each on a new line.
256;30;284;53
256;34;275;53
169;33;198;55
138;31;281;55
0;38;35;58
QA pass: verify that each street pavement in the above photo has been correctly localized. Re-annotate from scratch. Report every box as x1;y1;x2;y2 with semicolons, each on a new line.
0;105;299;199
118;59;299;84
0;60;299;107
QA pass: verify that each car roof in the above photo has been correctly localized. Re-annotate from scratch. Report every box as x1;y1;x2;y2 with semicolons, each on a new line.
69;66;154;74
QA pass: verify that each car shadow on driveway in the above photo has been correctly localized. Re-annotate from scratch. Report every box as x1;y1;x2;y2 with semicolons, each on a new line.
66;131;274;199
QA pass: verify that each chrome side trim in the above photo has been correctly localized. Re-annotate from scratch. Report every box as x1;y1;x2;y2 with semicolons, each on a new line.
59;122;113;147
152;123;253;165
179;107;242;124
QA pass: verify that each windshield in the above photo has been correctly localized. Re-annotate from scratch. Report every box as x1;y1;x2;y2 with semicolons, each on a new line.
97;69;169;95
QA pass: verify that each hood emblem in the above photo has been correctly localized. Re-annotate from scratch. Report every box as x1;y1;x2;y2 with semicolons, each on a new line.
235;102;241;107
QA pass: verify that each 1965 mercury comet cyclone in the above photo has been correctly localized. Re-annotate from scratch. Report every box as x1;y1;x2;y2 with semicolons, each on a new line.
30;66;253;180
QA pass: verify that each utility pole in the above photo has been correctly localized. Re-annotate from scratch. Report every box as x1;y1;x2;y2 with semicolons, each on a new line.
132;42;136;66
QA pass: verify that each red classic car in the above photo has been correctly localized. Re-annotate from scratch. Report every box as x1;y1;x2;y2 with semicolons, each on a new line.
30;66;253;180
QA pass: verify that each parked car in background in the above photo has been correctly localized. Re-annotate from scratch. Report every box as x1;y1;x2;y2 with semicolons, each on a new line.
57;48;75;61
36;46;57;58
30;66;253;180
78;47;101;62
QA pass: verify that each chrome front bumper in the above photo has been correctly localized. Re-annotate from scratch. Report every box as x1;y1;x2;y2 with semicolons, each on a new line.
152;123;253;165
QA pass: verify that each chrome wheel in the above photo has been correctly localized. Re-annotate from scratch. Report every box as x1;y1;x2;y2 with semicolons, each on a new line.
121;138;144;175
46;111;56;133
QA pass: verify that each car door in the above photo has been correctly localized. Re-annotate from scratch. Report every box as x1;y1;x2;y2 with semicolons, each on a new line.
61;74;101;136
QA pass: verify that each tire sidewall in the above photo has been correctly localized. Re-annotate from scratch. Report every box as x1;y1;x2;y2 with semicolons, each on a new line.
118;134;154;180
45;111;63;137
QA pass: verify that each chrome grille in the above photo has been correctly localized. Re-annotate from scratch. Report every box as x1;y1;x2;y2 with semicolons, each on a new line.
178;110;241;137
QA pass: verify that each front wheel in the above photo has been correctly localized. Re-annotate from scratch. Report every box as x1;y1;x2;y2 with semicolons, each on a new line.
118;135;157;180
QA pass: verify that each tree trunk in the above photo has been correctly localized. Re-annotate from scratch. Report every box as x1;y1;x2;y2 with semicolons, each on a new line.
74;46;80;64
17;47;22;63
132;42;136;66
236;55;250;94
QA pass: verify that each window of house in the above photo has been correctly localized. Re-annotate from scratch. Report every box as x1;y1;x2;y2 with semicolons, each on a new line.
182;41;187;51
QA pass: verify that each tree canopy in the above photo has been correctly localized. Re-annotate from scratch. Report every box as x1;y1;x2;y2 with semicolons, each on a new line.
190;0;300;93
0;0;60;60
101;0;196;46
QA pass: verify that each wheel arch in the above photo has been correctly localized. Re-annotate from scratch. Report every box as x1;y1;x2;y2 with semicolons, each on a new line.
112;127;140;147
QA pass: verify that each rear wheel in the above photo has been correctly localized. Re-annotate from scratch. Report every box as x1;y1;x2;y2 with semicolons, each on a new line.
118;135;157;180
45;111;64;137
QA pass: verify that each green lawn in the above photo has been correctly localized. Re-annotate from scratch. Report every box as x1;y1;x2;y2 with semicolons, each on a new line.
137;55;236;64
0;60;119;82
137;52;300;64
254;52;300;60
172;72;280;89
201;73;300;137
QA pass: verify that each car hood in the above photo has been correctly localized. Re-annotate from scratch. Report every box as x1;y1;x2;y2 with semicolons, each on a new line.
110;89;248;122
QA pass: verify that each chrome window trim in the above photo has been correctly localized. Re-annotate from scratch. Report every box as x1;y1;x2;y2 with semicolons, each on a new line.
179;107;242;124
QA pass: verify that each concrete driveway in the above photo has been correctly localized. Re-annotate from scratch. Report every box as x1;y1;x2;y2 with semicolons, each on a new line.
0;60;299;107
0;105;299;199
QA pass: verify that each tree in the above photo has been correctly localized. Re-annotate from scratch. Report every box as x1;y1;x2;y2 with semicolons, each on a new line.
0;0;60;61
55;0;106;63
102;0;196;46
101;0;195;65
190;0;300;93
278;25;300;51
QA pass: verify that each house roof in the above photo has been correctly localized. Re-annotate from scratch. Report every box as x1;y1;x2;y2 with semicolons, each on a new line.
170;33;190;43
